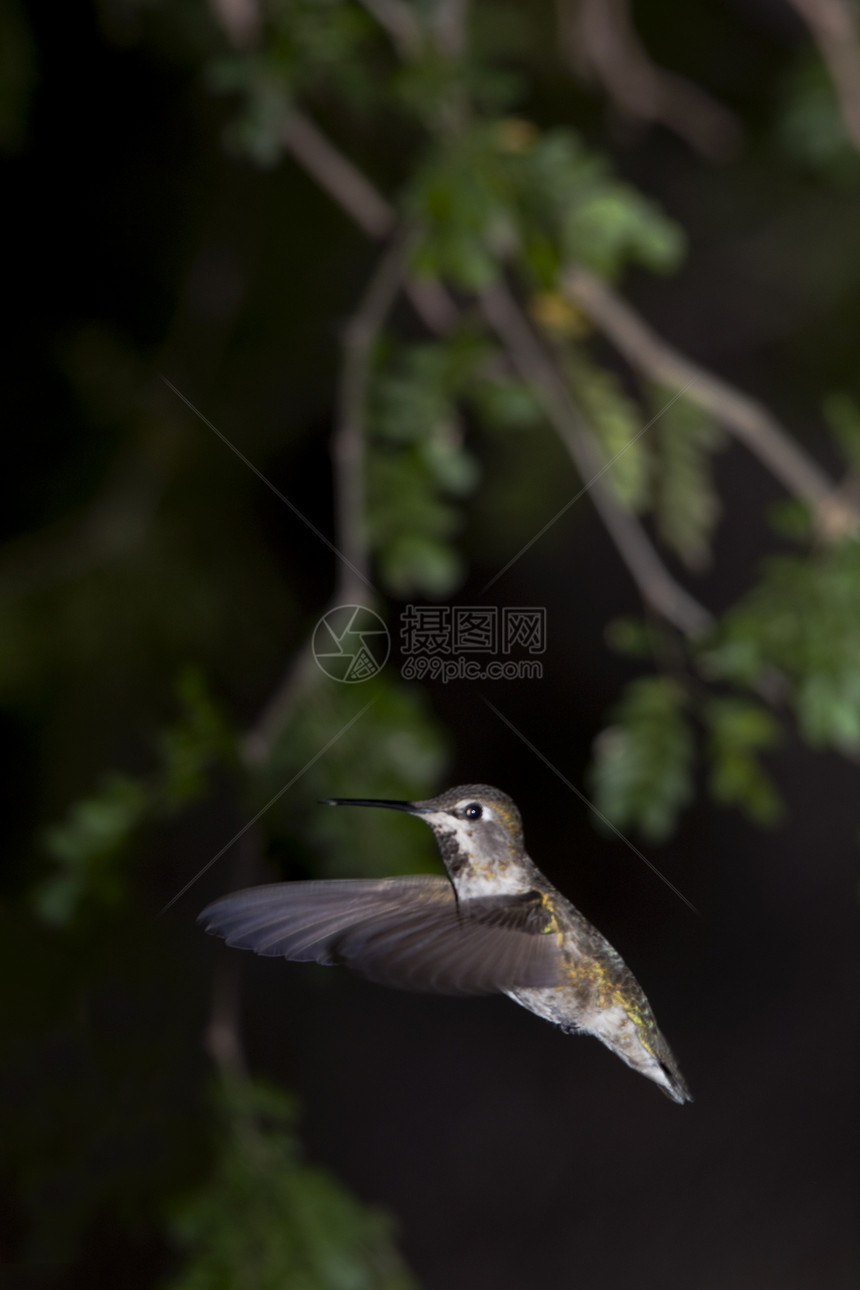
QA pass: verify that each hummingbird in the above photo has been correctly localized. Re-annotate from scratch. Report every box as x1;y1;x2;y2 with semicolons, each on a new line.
200;784;691;1104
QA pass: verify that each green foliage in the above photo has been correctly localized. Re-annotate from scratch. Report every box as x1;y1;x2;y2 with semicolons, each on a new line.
212;1;379;164
589;677;695;842
265;667;450;878
33;773;150;926
517;129;685;281
591;678;782;836
158;668;237;808
823;392;860;470
368;337;482;596
777;56;860;180
165;1079;416;1290
651;390;723;569
706;544;860;751
408;124;684;292
15;2;860;1284
468;367;544;431
408;124;515;290
212;53;296;167
604;616;663;659
567;351;650;510
33;670;236;927
767;497;815;543
703;697;783;825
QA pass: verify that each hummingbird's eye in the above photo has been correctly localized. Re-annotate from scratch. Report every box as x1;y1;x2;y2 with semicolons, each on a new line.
464;802;483;820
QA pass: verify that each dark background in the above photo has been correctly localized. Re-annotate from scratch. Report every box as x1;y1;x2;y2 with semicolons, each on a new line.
3;1;860;1287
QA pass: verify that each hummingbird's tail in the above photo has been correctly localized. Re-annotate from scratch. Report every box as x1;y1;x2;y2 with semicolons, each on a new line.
653;1056;693;1105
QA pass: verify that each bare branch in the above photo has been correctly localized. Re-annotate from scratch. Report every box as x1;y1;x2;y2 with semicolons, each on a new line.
281;111;395;239
334;226;418;601
480;279;713;638
564;266;860;538
244;231;414;765
204;831;261;1080
434;0;471;58
558;0;741;160
280;112;458;334
208;0;261;49
787;0;860;152
358;0;422;58
275;104;857;605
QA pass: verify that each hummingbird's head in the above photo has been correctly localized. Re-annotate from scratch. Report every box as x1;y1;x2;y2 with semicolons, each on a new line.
324;785;533;896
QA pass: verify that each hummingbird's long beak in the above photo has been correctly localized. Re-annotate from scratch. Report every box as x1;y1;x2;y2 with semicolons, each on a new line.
321;797;432;815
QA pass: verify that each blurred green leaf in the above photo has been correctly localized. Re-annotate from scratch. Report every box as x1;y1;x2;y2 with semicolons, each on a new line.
563;187;684;278
368;339;481;597
469;370;544;430
379;533;464;598
408;125;515;290
777;56;860;180
166;1079;417;1290
265;668;450;879
652;390;723;569
33;671;236;927
823;392;860;471
508;128;685;284
589;677;695;842
767;497;815;542
703;697;783;825
213;1;379;164
604;616;661;659
569;353;650;510
158;668;237;809
705;544;860;752
34;774;151;926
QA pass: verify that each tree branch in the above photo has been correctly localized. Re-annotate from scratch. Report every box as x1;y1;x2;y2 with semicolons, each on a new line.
279;104;849;538
275;104;857;611
281;110;394;239
557;0;741;160
433;0;470;58
280;111;458;334
243;229;414;766
204;831;261;1080
333;226;418;602
564;265;860;538
480;279;714;638
358;0;422;58
207;0;261;49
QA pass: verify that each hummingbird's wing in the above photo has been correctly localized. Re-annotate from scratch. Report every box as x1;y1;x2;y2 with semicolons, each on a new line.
199;878;565;995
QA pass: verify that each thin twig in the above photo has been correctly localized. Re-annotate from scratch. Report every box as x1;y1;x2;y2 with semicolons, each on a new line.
558;0;741;160
333;226;418;602
281;111;394;239
433;0;470;58
480;279;713;638
564;265;860;538
204;831;261;1080
207;0;261;49
275;105;850;617
280;110;459;334
787;0;860;152
278;104;849;538
244;231;414;765
358;0;422;58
